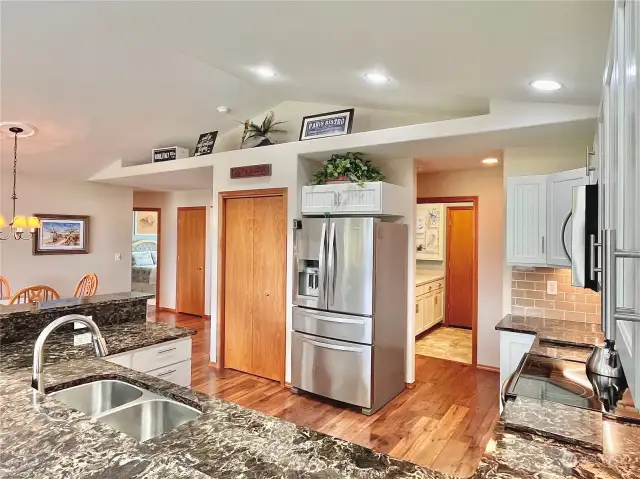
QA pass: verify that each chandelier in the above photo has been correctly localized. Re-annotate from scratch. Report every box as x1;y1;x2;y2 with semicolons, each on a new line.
0;125;40;240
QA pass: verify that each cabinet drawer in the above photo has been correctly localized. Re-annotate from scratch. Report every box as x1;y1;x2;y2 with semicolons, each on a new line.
132;338;191;373
292;332;372;408
416;280;442;297
416;284;428;296
147;359;191;387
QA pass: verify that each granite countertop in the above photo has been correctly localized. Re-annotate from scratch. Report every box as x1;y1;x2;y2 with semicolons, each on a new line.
496;314;604;349
415;271;445;287
0;291;153;316
0;331;439;478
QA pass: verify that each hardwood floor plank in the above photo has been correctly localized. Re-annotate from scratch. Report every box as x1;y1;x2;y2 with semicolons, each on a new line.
152;309;499;477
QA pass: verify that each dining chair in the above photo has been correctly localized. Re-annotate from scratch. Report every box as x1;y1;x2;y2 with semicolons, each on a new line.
10;285;60;304
0;276;10;300
73;273;98;298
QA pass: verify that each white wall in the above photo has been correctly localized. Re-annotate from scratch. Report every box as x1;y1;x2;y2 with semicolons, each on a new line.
1;173;133;297
133;189;213;313
417;166;504;368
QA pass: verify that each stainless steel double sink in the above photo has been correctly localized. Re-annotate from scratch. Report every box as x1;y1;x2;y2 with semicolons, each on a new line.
49;380;201;441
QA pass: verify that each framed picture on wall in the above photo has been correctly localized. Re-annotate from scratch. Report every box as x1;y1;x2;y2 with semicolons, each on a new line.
33;214;90;255
134;211;158;236
415;204;444;261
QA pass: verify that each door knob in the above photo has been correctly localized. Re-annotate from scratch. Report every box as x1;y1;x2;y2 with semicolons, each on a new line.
197;266;203;270
265;292;270;296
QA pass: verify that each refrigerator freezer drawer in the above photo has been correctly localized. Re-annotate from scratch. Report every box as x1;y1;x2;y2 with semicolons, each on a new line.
292;307;373;344
292;332;372;408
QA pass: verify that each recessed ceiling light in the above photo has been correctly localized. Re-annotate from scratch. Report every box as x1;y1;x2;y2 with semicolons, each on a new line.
530;79;563;91
255;66;277;78
216;106;230;115
482;158;499;164
364;72;390;84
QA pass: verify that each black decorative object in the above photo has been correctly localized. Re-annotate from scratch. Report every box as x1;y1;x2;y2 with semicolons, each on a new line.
299;108;354;141
241;111;286;148
151;146;189;163
194;131;218;156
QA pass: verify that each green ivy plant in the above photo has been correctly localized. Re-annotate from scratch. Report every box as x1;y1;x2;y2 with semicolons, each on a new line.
310;152;384;187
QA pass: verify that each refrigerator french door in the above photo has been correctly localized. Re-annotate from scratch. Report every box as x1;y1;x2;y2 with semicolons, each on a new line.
294;217;374;316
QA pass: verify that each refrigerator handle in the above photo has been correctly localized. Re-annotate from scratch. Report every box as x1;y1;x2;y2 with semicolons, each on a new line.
327;222;336;307
317;222;327;308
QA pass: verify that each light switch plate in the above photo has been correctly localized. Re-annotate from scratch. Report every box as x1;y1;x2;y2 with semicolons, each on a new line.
74;332;92;346
547;281;558;295
115;253;122;261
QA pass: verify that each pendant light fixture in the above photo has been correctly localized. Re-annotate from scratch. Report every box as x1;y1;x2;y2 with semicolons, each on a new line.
0;124;40;240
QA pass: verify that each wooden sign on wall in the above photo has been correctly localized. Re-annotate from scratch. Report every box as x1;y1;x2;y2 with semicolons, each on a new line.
230;164;272;179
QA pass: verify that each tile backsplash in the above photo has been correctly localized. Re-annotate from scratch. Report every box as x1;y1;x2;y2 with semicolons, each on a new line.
511;267;601;324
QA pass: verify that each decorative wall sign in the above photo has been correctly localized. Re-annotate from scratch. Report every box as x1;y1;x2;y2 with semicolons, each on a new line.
33;214;90;255
194;131;218;156
151;146;189;163
299;108;354;141
230;164;272;179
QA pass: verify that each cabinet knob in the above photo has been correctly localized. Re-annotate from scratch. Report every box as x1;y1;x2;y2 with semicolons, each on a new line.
429;286;432;291
197;266;203;270
265;292;270;296
438;283;441;288
415;304;419;313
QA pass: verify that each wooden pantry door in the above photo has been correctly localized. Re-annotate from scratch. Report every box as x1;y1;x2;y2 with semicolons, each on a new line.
446;207;474;329
222;190;286;383
176;207;207;316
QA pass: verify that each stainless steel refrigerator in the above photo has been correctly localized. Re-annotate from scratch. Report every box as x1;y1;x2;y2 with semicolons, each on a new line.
291;217;408;415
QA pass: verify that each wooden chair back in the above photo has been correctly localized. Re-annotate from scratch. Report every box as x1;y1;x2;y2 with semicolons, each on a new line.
0;276;10;300
10;285;60;304
73;273;98;298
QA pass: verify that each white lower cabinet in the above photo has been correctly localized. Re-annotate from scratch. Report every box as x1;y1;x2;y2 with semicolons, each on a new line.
415;279;445;336
499;331;535;412
105;337;192;387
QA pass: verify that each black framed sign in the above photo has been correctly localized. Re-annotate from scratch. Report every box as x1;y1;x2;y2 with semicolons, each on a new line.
299;108;354;141
194;131;218;156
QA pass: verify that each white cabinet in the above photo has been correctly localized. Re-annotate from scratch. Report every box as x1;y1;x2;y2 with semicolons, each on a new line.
499;330;535;412
105;337;192;388
301;182;405;216
506;175;547;265
415;279;445;336
506;169;588;267
546;169;588;267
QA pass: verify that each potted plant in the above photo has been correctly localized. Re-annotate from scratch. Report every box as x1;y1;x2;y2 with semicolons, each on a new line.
310;152;384;187
241;111;287;148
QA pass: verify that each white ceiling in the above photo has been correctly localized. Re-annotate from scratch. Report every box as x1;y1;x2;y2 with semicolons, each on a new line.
0;1;612;180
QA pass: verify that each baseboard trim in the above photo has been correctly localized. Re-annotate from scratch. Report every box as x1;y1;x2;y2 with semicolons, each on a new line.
476;364;500;373
208;361;221;370
203;314;211;320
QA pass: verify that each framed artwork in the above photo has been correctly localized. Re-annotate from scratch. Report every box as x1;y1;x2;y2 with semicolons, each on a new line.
33;214;90;255
194;131;218;156
134;211;158;236
415;204;444;261
299;108;354;141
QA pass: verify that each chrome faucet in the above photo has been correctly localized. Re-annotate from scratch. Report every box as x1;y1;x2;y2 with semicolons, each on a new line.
32;314;109;393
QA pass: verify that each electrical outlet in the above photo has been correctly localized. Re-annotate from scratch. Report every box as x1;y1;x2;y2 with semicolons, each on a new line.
547;281;558;295
115;253;122;261
74;316;92;330
74;332;92;346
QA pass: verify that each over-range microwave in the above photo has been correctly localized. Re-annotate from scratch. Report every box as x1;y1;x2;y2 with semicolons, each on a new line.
571;184;599;292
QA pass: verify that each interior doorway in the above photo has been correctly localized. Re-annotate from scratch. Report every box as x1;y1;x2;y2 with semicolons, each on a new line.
217;188;287;384
176;206;207;316
415;197;478;366
132;208;161;306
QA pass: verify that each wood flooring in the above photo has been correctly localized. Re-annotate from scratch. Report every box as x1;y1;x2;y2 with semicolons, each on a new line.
415;325;473;364
150;310;499;478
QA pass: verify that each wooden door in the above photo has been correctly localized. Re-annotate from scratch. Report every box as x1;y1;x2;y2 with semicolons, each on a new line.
176;207;206;316
251;196;286;381
223;194;286;382
446;207;474;328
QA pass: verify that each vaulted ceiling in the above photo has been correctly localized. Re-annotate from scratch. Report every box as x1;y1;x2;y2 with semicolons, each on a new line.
0;1;612;179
